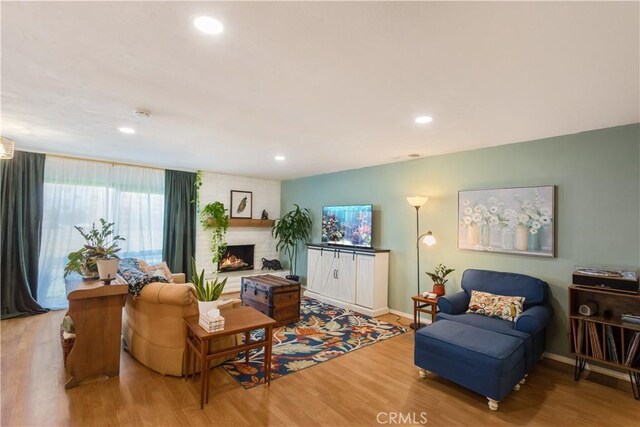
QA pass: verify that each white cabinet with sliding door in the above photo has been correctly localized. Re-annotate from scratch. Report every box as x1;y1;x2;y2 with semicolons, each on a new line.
304;244;389;317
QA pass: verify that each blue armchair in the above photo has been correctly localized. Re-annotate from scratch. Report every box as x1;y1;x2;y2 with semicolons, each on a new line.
414;269;553;410
436;269;553;369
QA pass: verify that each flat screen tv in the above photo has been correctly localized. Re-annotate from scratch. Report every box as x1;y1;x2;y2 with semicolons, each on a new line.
322;204;373;248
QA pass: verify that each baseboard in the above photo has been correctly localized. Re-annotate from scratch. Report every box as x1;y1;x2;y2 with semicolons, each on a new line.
542;352;630;382
388;309;413;321
388;309;433;325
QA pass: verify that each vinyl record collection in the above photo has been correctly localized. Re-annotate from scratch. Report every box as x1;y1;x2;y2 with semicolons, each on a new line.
572;319;640;367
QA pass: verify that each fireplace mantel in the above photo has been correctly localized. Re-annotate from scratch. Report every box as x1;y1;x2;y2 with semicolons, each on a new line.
228;219;275;228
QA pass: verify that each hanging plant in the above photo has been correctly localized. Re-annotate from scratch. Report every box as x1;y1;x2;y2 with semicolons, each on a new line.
192;170;203;207
201;201;229;264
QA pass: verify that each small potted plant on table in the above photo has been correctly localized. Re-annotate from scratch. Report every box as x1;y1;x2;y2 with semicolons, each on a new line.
64;218;125;283
426;264;455;297
191;258;228;315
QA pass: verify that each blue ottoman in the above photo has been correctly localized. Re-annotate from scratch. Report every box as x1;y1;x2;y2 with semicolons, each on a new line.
414;319;526;411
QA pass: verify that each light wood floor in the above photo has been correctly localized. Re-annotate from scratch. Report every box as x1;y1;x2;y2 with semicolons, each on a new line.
1;310;638;426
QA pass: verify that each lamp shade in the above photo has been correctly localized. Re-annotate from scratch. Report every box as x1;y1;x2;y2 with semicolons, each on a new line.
422;231;436;246
407;196;428;207
0;137;15;159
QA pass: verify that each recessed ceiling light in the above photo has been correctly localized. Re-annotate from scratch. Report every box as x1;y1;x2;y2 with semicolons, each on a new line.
194;16;224;35
118;127;136;134
415;116;433;124
274;155;286;161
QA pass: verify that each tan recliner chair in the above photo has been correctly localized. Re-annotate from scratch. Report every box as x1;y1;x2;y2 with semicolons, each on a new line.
122;272;240;376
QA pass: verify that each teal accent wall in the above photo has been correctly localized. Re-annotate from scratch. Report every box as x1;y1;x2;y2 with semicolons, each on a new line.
281;123;640;357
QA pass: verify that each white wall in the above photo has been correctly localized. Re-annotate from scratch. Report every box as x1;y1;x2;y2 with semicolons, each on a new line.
195;171;281;278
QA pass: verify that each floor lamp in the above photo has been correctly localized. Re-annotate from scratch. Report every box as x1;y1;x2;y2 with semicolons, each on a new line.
407;196;437;330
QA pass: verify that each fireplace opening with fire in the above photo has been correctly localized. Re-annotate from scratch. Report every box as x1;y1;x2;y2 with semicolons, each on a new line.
219;244;255;272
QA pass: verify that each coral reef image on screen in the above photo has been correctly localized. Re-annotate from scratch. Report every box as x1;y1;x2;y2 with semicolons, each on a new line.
322;205;372;247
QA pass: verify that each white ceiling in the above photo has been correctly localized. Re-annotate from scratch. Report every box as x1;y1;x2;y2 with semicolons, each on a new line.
2;1;638;180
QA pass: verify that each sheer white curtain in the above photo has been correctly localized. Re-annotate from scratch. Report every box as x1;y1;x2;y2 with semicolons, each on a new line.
113;164;164;262
38;157;164;309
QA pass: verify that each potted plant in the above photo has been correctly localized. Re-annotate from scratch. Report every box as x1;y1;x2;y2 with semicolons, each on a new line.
426;264;455;297
64;218;125;281
200;201;229;269
191;258;228;314
271;204;313;281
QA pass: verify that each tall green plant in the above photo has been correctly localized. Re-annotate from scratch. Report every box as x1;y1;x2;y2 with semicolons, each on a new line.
64;218;125;277
191;258;227;301
272;204;313;275
200;202;229;264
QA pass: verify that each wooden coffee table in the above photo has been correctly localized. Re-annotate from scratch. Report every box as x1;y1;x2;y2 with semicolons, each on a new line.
184;306;276;409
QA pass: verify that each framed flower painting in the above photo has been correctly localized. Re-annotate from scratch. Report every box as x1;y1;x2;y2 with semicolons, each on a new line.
458;185;556;257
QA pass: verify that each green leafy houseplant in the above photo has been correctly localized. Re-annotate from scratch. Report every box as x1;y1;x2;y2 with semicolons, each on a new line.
191;258;227;302
200;201;229;265
64;219;125;278
426;264;455;296
271;204;313;277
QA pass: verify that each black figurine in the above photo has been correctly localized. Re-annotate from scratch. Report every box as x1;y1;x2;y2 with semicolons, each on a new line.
261;209;269;220
261;258;283;270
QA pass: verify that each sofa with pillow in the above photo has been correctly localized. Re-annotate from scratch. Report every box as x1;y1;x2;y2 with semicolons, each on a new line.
121;260;240;376
414;269;552;410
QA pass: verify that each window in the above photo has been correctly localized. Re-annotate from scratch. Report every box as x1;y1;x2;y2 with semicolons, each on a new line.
38;156;164;308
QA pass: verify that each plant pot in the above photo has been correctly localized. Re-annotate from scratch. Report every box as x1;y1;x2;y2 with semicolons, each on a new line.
286;275;300;282
97;259;119;284
432;284;445;297
198;300;219;317
80;264;99;280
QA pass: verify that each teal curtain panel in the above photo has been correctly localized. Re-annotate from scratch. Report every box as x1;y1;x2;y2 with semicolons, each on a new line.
0;151;49;319
163;170;196;281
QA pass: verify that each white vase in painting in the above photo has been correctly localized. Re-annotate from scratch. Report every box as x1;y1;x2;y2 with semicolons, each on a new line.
515;226;528;251
501;227;515;250
466;224;480;246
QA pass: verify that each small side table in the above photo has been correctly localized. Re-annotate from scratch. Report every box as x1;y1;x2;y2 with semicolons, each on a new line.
184;306;276;409
411;295;439;331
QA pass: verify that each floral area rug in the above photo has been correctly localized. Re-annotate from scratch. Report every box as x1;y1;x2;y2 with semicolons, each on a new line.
222;297;407;389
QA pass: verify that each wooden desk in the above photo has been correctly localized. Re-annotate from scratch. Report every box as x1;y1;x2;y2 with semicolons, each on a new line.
64;276;128;388
412;295;440;330
184;307;276;409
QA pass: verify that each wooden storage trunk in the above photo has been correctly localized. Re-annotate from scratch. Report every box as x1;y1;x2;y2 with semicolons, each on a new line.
240;275;301;327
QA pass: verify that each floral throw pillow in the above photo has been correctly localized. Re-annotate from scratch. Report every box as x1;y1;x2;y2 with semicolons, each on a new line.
118;258;168;296
141;261;174;283
466;290;525;322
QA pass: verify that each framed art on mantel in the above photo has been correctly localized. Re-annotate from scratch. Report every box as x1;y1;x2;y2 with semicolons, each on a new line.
458;185;556;257
230;190;253;219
